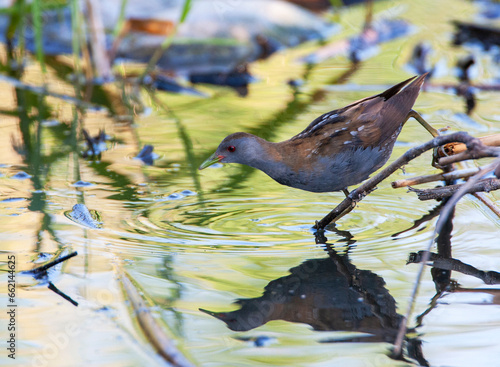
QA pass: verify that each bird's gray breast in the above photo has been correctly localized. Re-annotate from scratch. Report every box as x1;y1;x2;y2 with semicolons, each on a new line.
269;146;388;193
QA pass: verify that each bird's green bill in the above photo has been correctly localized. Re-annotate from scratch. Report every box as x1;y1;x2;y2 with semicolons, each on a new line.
198;153;222;170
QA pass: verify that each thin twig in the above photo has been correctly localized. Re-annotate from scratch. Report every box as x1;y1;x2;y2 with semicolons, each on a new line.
30;252;78;275
408;251;500;285
392;167;481;188
473;192;500;218
393;158;500;356
409;178;500;200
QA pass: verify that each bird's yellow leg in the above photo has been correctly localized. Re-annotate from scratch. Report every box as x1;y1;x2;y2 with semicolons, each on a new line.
407;109;439;138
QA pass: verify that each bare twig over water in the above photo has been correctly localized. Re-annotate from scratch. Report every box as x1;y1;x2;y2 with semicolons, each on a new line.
409;178;500;200
29;251;78;276
473;192;500;218
392;167;481;188
314;132;500;229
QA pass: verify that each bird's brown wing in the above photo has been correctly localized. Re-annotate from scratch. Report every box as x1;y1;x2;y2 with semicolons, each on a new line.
287;74;425;153
291;75;418;142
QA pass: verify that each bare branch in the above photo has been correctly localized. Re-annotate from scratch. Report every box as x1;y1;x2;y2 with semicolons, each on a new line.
409;178;500;200
473;192;500;218
315;132;492;229
392;167;481;188
437;133;500;157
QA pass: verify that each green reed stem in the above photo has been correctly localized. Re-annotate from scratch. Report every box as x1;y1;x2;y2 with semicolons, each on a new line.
139;0;192;82
112;0;128;38
70;0;81;74
31;0;45;73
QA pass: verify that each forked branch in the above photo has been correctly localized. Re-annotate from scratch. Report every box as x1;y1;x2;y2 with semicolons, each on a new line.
314;132;499;229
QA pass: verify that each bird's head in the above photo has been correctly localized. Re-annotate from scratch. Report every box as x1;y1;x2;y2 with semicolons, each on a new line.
199;132;263;170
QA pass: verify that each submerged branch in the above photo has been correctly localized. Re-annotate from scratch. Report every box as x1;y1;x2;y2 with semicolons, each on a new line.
117;267;196;367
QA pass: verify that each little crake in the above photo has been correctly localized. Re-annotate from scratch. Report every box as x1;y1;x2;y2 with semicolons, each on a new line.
199;74;435;193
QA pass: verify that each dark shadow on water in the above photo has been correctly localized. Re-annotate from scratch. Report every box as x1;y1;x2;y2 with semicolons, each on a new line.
200;228;428;366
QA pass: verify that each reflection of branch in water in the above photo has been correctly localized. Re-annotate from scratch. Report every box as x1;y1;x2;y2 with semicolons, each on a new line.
391;201;445;237
47;282;78;307
314;223;357;249
432;196;454;292
408;251;500;285
24;252;79;306
411;249;500;328
408;195;454;328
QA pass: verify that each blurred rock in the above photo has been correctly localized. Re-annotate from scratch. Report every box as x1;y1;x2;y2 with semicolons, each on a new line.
0;0;339;76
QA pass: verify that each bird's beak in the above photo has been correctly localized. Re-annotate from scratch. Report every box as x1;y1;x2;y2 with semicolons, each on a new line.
198;153;223;170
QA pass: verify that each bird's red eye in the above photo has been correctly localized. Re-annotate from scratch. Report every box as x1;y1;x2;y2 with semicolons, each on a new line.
227;145;236;152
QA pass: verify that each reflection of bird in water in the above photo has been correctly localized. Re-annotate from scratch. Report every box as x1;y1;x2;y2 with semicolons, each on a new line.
201;235;428;365
201;251;399;341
